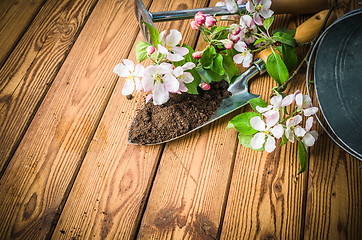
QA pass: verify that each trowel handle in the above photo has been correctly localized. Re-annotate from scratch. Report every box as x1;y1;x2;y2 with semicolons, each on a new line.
271;0;329;15
258;10;337;62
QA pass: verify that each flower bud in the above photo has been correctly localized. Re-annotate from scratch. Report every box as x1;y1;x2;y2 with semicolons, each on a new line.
230;24;242;35
195;11;206;25
201;83;210;90
228;33;240;43
223;40;234;49
192;51;203;59
190;20;201;30
146;46;155;55
205;15;216;28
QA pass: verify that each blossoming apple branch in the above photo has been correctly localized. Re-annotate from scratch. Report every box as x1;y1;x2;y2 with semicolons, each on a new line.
113;0;332;174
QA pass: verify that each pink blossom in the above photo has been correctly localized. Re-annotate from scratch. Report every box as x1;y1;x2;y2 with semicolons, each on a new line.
246;0;274;25
205;15;216;28
191;20;201;30
250;116;284;153
285;115;305;143
146;46;155;55
158;30;189;61
223;40;234;49
172;62;196;93
239;15;257;44
302;117;319;147
201;83;210;90
113;59;144;95
233;41;253;67
195;11;206;25
192;51;203;59
295;92;318;116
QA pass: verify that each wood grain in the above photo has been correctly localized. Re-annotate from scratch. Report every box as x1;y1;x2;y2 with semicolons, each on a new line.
51;0;214;239
0;0;98;174
304;2;362;239
0;0;46;67
220;15;311;240
0;0;149;238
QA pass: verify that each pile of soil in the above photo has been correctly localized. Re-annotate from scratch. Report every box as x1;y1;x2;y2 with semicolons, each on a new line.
129;80;231;144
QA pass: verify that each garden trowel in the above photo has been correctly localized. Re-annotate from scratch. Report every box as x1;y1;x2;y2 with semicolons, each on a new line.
129;9;336;145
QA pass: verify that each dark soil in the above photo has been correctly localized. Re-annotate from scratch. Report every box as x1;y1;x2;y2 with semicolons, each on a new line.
129;80;230;144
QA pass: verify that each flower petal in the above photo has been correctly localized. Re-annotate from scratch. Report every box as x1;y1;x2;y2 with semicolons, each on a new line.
242;51;253;67
256;105;272;113
285;128;295;143
162;73;179;92
233;54;244;64
182;62;196;70
281;94;294;107
303;107;318;116
250;116;265;131
263;110;279;128
260;9;274;19
178;82;188;92
122;79;135;95
166;29;182;47
173;66;184;77
134;64;144;77
270;95;282;108
302;95;312;108
246;0;255;12
159;30;166;44
134;77;142;92
157;44;169;55
302;133;316;147
153;83;169;105
123;59;135;72
251;132;266;149
173;46;189;56
146;94;153;103
309;130;319;141
167;53;184;62
294;126;306;137
181;72;194;83
234;41;247;52
265;135;276;153
305;116;314;132
253;13;263;26
295;93;303;108
271;124;284;139
113;63;130;77
293;115;303;125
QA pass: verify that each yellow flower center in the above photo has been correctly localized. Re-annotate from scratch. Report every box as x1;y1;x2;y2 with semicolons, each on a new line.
256;4;263;11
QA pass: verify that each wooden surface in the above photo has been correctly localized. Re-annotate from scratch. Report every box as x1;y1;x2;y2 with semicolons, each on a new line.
0;0;361;239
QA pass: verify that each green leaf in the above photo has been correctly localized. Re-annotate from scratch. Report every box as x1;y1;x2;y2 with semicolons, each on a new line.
185;69;201;94
222;55;238;83
248;98;267;112
254;38;267;46
297;138;308;174
272;27;296;37
211;26;229;40
227;112;260;135
273;31;296;47
238;133;265;151
182;44;196;63
263;16;274;31
266;50;289;85
280;135;288;147
143;21;159;46
196;66;224;83
281;44;298;72
200;46;216;68
135;41;152;63
211;54;225;76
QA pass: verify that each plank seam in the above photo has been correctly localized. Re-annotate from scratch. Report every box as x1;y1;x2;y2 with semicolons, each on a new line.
0;0;100;180
0;0;48;69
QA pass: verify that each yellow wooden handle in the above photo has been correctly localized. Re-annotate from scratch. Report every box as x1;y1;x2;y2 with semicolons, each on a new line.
258;10;337;62
271;0;329;15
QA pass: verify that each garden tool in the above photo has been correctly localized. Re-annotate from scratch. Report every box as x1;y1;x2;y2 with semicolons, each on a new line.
135;0;330;43
129;9;336;145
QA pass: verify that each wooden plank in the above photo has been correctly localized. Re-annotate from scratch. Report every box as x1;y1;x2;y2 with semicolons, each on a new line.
304;1;362;239
0;0;98;174
51;0;212;239
135;1;249;239
0;0;46;67
0;0;150;238
220;15;311;239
